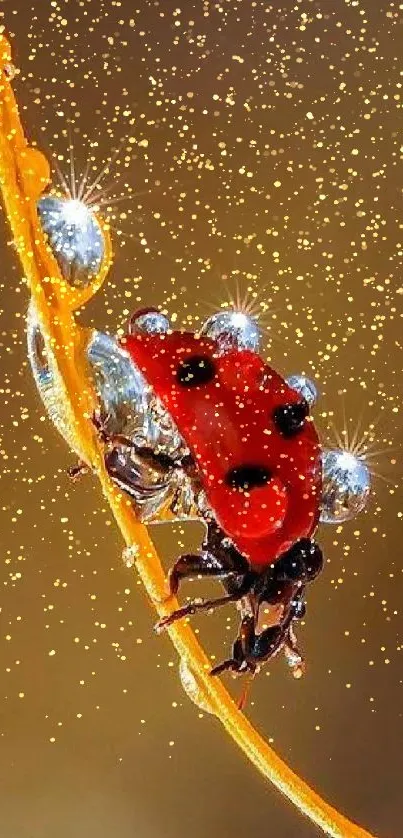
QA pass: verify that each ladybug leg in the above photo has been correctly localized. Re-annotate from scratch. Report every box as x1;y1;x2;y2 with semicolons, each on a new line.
155;571;255;632
67;460;90;481
91;408;114;444
165;520;250;600
209;658;244;676
204;521;251;577
240;601;294;667
168;541;250;596
239;614;256;656
283;624;306;679
210;616;256;677
92;409;190;476
132;444;177;474
247;623;285;664
92;409;141;452
168;552;232;597
92;410;181;475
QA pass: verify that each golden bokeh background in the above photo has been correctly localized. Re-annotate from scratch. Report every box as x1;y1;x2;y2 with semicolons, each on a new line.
0;1;402;836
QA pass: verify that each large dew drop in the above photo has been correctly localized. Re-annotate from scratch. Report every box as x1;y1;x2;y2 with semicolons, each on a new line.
37;195;105;287
320;448;371;524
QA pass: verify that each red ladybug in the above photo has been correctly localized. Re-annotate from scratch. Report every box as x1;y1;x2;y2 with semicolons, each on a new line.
109;315;324;680
121;330;321;567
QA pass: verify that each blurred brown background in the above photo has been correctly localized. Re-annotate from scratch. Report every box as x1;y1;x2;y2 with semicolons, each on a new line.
0;1;402;836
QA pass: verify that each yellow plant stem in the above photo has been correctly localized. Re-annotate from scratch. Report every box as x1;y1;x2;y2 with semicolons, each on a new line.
0;32;379;838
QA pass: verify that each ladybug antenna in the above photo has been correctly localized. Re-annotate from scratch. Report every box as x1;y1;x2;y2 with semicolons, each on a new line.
237;669;256;712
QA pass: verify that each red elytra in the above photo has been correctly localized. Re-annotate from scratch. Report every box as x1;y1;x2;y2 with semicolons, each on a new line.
120;331;322;570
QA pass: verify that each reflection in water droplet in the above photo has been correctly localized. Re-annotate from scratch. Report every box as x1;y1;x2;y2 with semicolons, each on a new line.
200;309;261;353
37;195;105;287
320;448;371;523
28;307;187;450
27;303;86;459
286;374;318;407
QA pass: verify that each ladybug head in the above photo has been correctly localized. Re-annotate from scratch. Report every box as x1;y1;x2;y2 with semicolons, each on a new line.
121;309;322;567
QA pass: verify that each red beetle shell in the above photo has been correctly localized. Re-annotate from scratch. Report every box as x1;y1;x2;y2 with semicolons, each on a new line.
121;331;322;571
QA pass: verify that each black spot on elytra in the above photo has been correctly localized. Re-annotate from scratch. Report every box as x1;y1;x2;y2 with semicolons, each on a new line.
273;400;309;437
225;464;272;492
176;355;216;387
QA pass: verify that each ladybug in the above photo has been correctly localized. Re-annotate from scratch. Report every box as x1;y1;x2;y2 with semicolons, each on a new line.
90;307;324;681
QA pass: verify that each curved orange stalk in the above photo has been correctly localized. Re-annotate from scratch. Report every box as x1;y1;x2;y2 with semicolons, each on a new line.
0;31;379;838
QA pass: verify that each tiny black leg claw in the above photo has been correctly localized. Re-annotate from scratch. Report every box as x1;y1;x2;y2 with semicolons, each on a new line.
91;408;110;443
168;551;231;597
91;409;135;449
210;658;245;677
67;460;90;481
155;574;254;633
155;593;237;632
